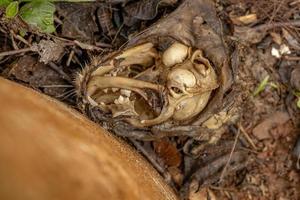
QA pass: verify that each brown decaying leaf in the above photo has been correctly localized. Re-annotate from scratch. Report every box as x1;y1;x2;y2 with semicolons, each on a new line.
7;56;66;97
252;111;290;140
30;40;65;64
230;13;257;25
122;0;177;26
153;139;181;167
56;3;97;41
189;185;217;200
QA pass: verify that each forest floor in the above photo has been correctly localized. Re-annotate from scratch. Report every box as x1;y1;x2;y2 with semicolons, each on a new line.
0;0;299;199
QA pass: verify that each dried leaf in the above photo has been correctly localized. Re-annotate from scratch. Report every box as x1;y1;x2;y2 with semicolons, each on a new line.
189;186;217;200
291;68;300;91
234;26;267;44
56;3;97;41
282;28;300;50
153;139;181;167
270;32;282;45
31;40;65;64
97;6;116;36
7;56;66;97
231;13;257;25
168;166;183;186
124;0;160;21
122;0;176;26
252;111;290;140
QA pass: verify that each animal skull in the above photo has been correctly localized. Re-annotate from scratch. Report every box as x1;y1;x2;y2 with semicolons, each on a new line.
140;49;219;126
80;42;219;127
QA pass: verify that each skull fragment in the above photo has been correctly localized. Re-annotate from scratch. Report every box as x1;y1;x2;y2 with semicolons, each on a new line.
77;42;219;127
76;0;233;139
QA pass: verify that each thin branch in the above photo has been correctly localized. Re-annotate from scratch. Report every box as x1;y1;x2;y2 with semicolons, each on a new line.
219;126;241;182
239;123;258;150
254;20;300;31
0;48;32;57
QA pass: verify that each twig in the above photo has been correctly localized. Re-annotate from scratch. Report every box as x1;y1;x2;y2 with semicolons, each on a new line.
50;35;104;51
219;126;241;182
129;139;166;174
267;0;285;26
0;48;32;57
253;20;300;31
14;34;31;47
10;30;31;47
10;31;18;50
209;185;237;192
129;139;173;185
73;40;103;51
66;50;74;67
112;23;124;45
41;85;73;88
283;55;300;61
239;123;258;150
95;42;112;48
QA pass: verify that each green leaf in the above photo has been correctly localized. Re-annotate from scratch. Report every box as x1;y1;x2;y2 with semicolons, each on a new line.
5;1;18;18
19;1;56;33
294;91;300;97
297;98;300;109
19;29;27;37
253;75;270;96
0;0;13;7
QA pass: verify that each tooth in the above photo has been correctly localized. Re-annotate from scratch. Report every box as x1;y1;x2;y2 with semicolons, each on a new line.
112;88;119;92
103;89;108;93
114;98;119;104
119;95;124;103
121;89;131;97
124;97;130;103
87;96;98;106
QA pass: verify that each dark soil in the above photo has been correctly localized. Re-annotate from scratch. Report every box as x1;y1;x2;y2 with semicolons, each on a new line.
0;0;299;199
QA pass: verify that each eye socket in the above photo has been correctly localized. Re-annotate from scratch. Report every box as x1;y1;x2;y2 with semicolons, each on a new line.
193;58;209;70
171;87;183;94
129;64;144;72
128;64;144;77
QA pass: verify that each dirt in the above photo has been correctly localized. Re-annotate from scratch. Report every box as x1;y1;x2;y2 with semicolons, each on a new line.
0;0;299;199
